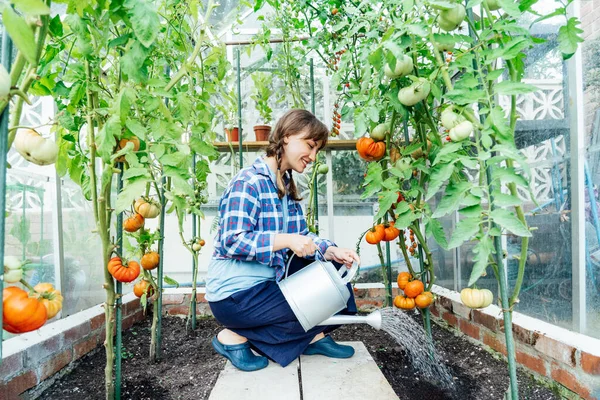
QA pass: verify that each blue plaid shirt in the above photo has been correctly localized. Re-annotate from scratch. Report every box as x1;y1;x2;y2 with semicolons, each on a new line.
212;156;335;281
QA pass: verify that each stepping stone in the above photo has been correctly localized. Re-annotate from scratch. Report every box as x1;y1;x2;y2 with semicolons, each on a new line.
208;342;398;400
300;342;399;400
208;358;301;400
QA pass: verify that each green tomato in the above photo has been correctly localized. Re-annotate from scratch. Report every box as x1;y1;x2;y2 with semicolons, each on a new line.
440;108;463;130
317;164;329;174
4;256;24;283
370;123;390;142
484;0;501;10
394;158;412;173
398;78;431;107
432;34;456;52
383;55;413;79
438;4;466;31
448;120;473;141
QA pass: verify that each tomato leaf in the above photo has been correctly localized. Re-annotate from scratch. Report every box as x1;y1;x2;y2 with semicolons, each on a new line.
123;167;150;180
444;88;486;105
490;208;532;237
124;0;160;48
425;217;448;249
3;7;37;64
488;106;512;143
497;0;522;17
468;236;493;286
432;181;471;218
558;17;584;60
493;81;538;95
96;117;119;163
426;161;456;201
13;0;51;15
394;209;420;230
163;275;179;288
458;204;483;217
432;142;462;166
125;119;147;140
374;190;398;221
491;166;529;187
491;192;522;207
447;217;480;249
120;41;149;83
116;178;149;214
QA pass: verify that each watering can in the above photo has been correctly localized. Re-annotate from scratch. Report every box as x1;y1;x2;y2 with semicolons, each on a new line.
279;250;382;332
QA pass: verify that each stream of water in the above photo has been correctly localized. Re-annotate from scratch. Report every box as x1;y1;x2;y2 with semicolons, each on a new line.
379;307;455;390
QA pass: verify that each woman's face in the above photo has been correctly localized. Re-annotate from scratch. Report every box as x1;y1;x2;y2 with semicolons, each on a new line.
281;129;323;173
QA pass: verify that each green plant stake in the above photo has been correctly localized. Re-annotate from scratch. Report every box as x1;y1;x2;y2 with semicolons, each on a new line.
115;165;124;398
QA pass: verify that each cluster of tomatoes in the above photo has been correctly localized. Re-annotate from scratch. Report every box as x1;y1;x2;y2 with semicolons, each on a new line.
123;197;161;233
331;104;341;137
394;272;433;310
407;228;418;256
365;221;400;244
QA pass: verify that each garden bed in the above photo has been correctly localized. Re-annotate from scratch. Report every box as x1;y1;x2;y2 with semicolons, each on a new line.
37;313;559;400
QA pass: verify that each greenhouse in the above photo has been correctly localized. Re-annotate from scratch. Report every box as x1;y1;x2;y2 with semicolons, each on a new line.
1;0;599;399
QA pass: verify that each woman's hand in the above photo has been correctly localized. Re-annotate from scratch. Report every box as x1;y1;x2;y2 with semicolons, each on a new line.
287;234;318;258
323;246;360;268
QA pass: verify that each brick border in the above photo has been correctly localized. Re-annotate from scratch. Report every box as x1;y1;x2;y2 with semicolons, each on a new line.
1;293;144;399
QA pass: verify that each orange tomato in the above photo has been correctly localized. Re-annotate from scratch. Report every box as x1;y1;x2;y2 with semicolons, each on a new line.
107;257;140;283
3;286;47;333
415;291;434;308
397;272;411;290
356;137;386;162
365;224;385;244
393;295;416;310
141;251;160;271
383;222;400;241
404;280;425;298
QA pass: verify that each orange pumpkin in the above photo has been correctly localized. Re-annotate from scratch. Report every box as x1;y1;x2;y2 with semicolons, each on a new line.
365;224;385;244
123;213;144;232
415;291;434;308
107;257;140;283
141;251;160;271
356;137;386;162
33;283;63;319
3;286;48;333
397;271;411;290
133;279;154;298
404;280;425;298
393;295;416;310
383;222;400;241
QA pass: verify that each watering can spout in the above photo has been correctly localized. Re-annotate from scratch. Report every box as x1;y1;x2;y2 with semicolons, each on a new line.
317;309;382;330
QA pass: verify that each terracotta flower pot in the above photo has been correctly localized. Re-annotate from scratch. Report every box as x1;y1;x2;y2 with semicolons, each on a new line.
225;127;239;142
253;125;271;142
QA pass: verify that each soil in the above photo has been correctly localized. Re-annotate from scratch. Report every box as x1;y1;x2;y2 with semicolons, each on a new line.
39;313;560;400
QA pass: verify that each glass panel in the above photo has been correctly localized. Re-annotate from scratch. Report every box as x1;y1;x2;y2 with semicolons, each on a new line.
60;178;106;316
502;1;572;329
581;0;600;339
4;170;56;288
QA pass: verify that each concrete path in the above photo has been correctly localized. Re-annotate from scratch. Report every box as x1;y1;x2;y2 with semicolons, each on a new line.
208;342;399;400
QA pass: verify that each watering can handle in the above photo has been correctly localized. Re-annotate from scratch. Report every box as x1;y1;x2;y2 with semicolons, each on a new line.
284;247;327;280
338;261;359;284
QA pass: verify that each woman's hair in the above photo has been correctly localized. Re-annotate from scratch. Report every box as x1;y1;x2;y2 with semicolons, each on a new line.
265;109;329;200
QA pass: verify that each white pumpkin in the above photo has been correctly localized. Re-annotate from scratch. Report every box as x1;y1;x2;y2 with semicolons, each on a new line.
13;129;59;166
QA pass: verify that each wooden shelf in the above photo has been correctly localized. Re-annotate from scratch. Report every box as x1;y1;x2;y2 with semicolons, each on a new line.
213;139;357;152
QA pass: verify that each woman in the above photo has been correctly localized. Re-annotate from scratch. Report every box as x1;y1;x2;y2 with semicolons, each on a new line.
206;109;361;372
